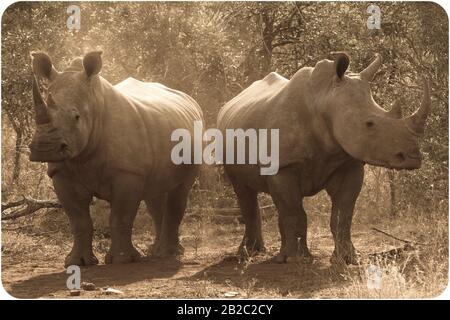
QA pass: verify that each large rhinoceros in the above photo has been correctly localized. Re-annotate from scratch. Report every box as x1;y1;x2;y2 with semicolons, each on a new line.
217;53;430;264
29;51;203;267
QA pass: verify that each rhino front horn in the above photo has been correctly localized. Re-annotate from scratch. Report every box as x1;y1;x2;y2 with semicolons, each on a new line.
360;54;381;82
32;74;51;125
405;79;431;135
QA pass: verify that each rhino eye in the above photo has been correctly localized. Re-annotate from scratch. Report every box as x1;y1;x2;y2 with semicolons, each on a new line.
74;114;80;121
365;120;375;128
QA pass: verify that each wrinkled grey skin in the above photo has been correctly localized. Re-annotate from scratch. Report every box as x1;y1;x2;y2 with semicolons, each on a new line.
217;53;431;264
29;51;203;267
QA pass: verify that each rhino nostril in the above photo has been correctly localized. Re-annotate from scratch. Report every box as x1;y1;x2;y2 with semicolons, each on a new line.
395;152;405;162
365;120;375;128
60;143;68;151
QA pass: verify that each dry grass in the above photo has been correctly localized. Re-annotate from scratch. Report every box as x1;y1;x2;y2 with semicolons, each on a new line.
1;196;448;299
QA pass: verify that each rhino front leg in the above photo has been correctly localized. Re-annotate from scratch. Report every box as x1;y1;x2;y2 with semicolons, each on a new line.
326;162;364;265
105;173;143;264
266;168;311;263
52;172;98;267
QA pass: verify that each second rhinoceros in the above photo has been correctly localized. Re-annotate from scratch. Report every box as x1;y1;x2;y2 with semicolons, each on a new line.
29;51;203;266
217;53;430;264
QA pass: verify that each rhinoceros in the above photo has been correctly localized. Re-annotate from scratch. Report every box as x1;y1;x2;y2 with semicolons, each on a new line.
217;53;430;264
29;51;203;266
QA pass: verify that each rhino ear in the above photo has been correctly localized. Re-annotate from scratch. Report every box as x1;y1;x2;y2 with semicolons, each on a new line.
83;51;103;78
331;51;350;80
30;52;58;80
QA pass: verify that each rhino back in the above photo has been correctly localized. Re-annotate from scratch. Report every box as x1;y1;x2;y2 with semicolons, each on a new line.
217;69;320;168
114;78;203;126
218;72;289;131
99;77;202;179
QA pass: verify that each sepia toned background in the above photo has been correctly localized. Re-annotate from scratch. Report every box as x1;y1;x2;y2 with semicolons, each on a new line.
1;1;448;298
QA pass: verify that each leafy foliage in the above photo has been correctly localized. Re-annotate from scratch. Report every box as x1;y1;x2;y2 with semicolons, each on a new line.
1;1;448;213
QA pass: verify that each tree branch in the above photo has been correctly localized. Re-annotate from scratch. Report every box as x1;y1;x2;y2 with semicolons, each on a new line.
1;196;62;221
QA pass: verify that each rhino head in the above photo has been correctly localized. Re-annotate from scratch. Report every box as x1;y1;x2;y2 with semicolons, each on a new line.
29;51;103;162
314;52;431;169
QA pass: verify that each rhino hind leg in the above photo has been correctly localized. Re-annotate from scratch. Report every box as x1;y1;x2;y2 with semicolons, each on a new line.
145;192;185;257
229;179;265;257
145;194;166;256
105;174;143;264
52;172;98;268
150;182;191;258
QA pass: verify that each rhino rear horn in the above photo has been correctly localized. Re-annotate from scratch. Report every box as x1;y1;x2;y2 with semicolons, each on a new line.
405;79;431;135
32;74;51;125
387;99;403;119
360;54;381;82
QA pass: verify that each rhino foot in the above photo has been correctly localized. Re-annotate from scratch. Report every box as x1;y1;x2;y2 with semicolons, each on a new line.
275;246;313;264
151;242;185;258
105;247;141;264
64;250;99;268
274;252;314;264
331;243;360;265
238;238;266;258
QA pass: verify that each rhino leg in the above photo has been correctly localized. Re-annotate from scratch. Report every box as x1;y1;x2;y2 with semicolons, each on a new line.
145;193;166;256
105;173;143;264
52;172;98;267
229;178;265;256
152;182;190;257
267;168;312;263
326;162;364;265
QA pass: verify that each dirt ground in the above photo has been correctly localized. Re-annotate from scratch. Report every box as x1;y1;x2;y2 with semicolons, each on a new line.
1;202;448;299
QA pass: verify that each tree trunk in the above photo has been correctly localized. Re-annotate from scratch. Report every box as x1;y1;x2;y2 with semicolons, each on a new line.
12;130;23;184
260;10;274;75
387;170;396;216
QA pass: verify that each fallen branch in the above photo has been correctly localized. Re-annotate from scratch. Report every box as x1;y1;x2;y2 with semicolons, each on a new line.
185;213;242;224
368;243;417;262
188;203;275;216
213;204;274;215
1;198;27;211
260;204;275;210
371;227;428;246
1;196;62;221
1;195;276;222
2;224;34;231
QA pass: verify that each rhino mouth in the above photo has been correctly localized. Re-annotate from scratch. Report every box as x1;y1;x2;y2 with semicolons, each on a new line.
365;156;421;170
29;144;72;163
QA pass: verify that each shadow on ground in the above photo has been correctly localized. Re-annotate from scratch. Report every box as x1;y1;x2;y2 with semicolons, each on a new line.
6;258;182;298
183;252;350;297
6;251;353;298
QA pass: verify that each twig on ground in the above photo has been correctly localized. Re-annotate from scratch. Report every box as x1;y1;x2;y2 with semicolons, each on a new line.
187;204;275;216
1;224;34;231
371;227;429;246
